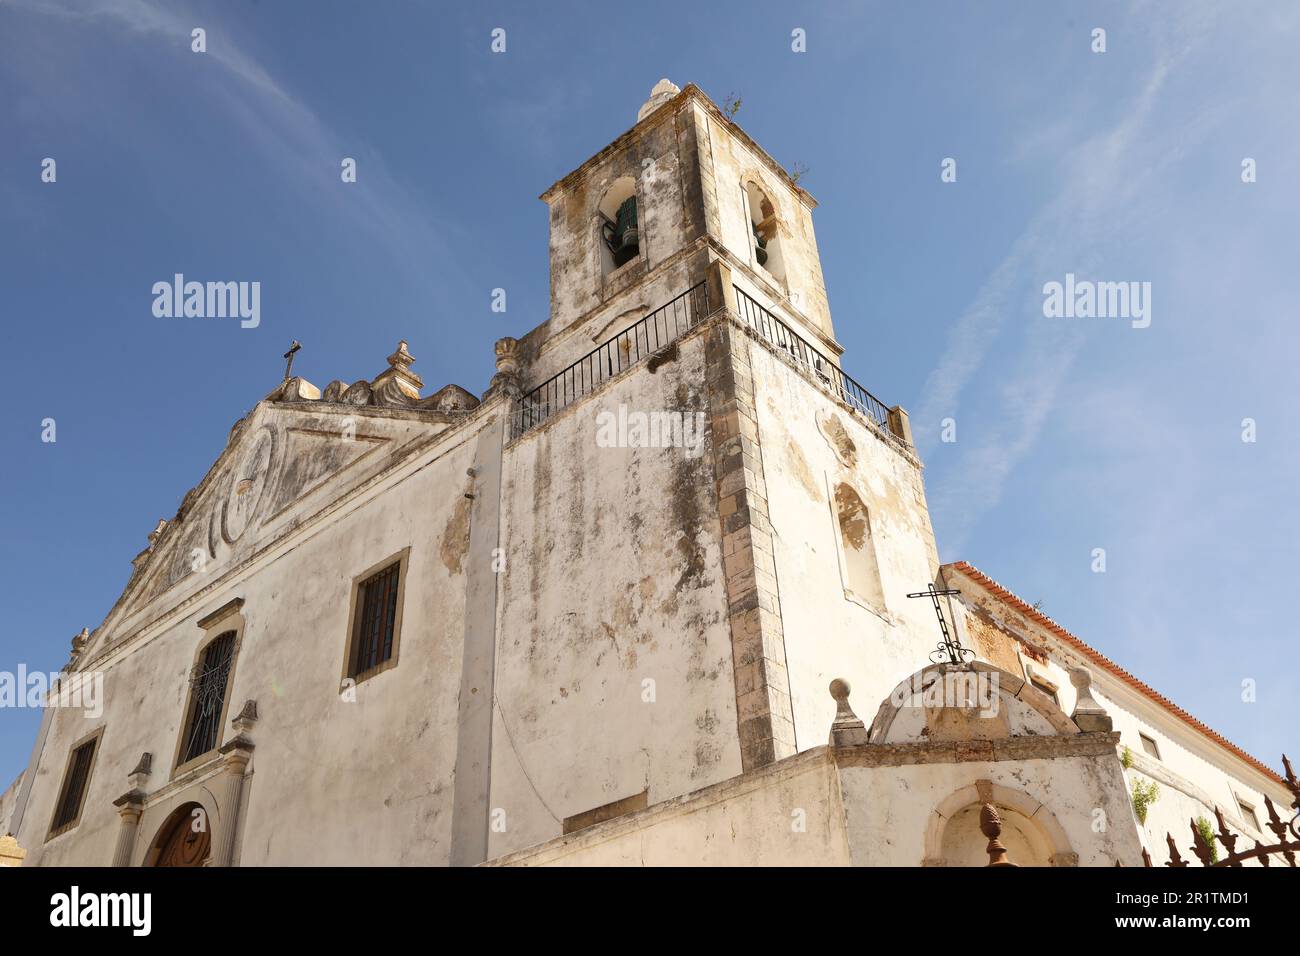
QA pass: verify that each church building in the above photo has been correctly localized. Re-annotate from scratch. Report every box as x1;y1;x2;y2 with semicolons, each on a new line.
4;80;1295;867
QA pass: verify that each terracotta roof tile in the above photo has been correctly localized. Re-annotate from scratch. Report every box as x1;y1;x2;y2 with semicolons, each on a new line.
944;560;1285;788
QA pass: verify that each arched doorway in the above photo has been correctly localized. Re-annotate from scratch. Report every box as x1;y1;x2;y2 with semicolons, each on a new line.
146;802;211;867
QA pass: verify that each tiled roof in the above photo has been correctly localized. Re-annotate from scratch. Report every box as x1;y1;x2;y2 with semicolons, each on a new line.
944;560;1285;788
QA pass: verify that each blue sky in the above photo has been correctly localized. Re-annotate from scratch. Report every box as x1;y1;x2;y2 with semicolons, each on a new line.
2;0;1297;787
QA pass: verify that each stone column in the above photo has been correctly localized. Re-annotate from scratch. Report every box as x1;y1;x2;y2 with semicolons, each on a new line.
211;748;251;866
110;792;145;867
213;700;257;867
109;752;153;867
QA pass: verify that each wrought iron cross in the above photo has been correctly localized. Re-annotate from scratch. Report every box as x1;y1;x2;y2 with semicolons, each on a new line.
907;583;974;665
282;340;301;381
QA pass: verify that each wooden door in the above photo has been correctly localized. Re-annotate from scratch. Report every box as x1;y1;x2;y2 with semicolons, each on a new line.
152;805;211;867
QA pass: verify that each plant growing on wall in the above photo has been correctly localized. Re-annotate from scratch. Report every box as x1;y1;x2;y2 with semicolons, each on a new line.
1194;816;1220;863
1131;778;1159;825
1121;745;1134;769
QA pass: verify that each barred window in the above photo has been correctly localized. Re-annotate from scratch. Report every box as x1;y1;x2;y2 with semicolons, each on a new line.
180;630;237;764
348;561;401;678
50;733;99;835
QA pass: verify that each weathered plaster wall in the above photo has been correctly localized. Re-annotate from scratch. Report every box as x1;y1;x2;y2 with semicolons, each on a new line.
837;752;1141;866
490;328;741;857
742;307;942;755
19;403;489;866
491;731;1142;868
490;749;847;867
523;252;705;392
220;442;475;865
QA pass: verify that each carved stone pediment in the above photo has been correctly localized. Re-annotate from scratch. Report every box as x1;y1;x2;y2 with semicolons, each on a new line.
422;384;479;412
97;402;440;642
80;339;482;662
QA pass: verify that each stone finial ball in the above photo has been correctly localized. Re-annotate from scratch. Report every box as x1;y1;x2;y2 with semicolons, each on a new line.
1068;667;1092;690
829;678;851;701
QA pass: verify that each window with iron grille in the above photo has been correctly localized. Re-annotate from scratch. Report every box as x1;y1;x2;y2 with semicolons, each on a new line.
348;561;401;678
180;630;237;764
50;734;99;835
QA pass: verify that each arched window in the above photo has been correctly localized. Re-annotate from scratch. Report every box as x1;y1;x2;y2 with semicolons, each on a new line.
833;483;885;611
743;181;785;283
598;177;640;275
176;628;239;769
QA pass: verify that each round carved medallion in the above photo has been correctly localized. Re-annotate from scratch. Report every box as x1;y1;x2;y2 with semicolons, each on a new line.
220;425;275;545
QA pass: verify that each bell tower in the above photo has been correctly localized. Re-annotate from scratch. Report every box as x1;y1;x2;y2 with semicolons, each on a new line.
536;80;842;372
486;80;938;860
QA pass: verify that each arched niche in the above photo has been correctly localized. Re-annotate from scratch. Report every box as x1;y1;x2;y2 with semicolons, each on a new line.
832;482;885;611
923;782;1077;868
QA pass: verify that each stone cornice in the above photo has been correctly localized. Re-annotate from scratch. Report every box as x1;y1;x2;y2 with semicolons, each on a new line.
539;84;816;210
196;597;244;631
833;731;1122;768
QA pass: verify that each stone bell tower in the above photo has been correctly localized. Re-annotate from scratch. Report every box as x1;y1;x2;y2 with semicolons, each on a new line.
484;81;938;859
534;79;841;373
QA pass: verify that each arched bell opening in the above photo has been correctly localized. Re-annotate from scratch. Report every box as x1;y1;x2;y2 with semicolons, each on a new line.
598;177;640;275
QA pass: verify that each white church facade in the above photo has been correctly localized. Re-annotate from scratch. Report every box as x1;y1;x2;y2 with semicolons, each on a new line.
4;80;1296;868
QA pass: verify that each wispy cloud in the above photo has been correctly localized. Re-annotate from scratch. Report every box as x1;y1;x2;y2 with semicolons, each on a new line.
7;0;468;294
916;13;1214;554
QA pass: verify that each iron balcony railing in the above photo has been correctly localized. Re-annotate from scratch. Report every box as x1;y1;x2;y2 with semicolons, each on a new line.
510;279;895;441
733;287;893;432
513;282;711;438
